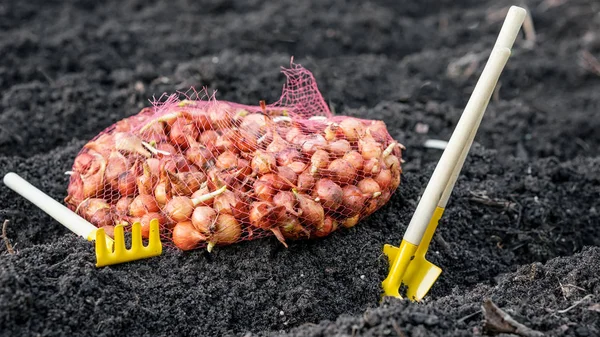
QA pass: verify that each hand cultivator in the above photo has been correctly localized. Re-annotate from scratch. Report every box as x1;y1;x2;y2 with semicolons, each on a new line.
381;6;527;301
3;172;162;267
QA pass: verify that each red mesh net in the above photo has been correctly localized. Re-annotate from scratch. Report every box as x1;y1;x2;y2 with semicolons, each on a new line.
64;61;404;251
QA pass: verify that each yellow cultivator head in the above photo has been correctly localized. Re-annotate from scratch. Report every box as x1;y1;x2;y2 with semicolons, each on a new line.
94;219;163;267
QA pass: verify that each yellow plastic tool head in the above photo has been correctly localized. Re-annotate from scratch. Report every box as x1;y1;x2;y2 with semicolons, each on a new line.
381;207;444;301
94;219;163;267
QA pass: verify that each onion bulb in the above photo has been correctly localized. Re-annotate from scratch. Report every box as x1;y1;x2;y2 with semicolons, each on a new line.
313;216;338;238
357;178;381;197
359;138;382;160
216;151;238;170
313;179;343;211
172;220;206;251
327;139;351;157
341;185;367;216
117;171;137;197
251;151;276;175
293;190;325;227
129;194;159;217
297;171;315;193
248;202;287;229
374;169;392;190
191;206;217;235
339;118;365;141
343;151;364;171
164;196;194;222
254;179;275;201
207;214;242;252
115;196;133;215
105;151;129;190
341;214;360;229
310;149;330;175
326;159;357;185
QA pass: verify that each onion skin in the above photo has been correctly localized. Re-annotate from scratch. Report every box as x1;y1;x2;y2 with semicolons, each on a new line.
172;220;206;251
231;129;258;153
213;190;246;220
327;139;351;157
191;206;217;235
77;198;112;227
341;185;367;216
199;130;219;153
129;194;159;217
117;171;138;197
186;145;213;168
208;214;242;250
357;178;381;196
294;191;325;227
154;182;170;206
301;134;327;155
313;179;343;211
267;132;288;153
326;159;357;185
164;196;194;222
254;179;275;202
363;158;381;176
374;169;392;190
297;171;315;193
249;202;287;229
343;151;364;171
140;212;165;238
279;215;308;240
339;118;365;142
251;151;276;175
258;173;286;191
115;197;133;215
276;166;297;189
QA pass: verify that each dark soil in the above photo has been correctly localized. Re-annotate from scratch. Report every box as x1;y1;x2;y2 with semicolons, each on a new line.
1;0;599;336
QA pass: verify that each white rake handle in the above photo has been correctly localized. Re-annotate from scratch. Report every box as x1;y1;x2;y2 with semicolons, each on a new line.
3;172;98;239
404;6;526;244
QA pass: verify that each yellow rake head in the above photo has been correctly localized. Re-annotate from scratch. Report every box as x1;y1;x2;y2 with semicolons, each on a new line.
94;219;163;267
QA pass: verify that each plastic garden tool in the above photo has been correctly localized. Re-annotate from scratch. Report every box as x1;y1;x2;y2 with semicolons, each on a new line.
2;172;162;267
381;6;527;301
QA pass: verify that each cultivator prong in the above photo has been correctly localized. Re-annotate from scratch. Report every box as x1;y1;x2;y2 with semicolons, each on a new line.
95;219;162;267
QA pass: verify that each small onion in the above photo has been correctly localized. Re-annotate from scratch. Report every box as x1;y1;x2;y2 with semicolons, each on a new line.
164;196;194;222
313;179;343;211
170;118;197;149
207;214;242;252
310;150;330;175
276;148;301;166
326;159;357;185
154;182;170;206
384;154;401;171
287;161;306;174
129;194;159;217
357;178;381;196
105;151;129;190
341;214;360;229
301;134;327;155
359;139;383;160
254;179;275;201
279;215;308;240
117;171;137;197
293;191;325;227
374;169;392;190
267;132;288;153
231;129;257;153
341;185;367;216
273;191;296;215
363;158;381;176
156;142;177;155
327;139;352;157
313;216;338;238
249;202;286;229
199;130;220;153
297;171;315;193
216;151;239;170
251;151;276;175
339;118;365;141
191;206;217;235
213;190;245;219
172;220;206;251
285;127;303;143
276;166;297;189
115;196;133;215
343;151;364;171
186;145;213;169
140;212;165;238
366;121;388;143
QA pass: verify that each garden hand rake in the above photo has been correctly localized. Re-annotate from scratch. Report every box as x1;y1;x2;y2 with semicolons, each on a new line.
3;172;162;267
381;6;527;301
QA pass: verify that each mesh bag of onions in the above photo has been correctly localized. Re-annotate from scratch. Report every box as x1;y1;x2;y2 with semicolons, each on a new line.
65;62;404;252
